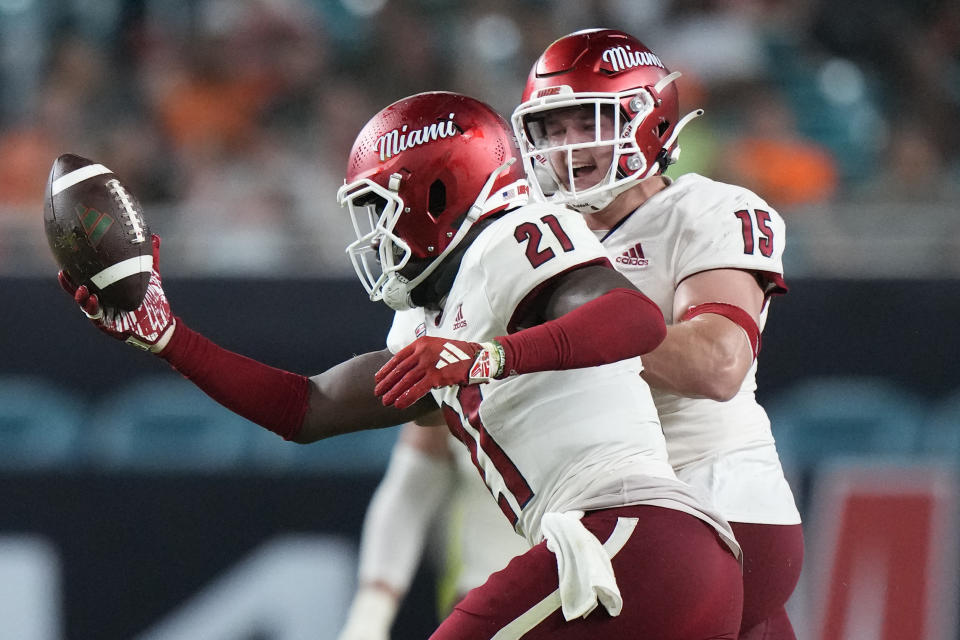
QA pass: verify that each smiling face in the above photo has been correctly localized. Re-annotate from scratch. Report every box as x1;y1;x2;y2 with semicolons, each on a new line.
539;104;617;191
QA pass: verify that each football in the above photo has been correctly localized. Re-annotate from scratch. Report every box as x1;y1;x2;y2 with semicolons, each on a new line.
44;154;152;311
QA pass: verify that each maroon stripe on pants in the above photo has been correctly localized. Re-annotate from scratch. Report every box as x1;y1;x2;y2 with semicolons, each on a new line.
431;505;743;640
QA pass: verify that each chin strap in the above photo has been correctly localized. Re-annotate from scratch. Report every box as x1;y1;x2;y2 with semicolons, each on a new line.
650;108;705;177
383;161;526;311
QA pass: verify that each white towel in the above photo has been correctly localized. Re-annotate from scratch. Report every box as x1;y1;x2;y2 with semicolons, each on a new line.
540;510;623;621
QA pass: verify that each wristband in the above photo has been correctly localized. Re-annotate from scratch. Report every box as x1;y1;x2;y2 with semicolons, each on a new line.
468;341;505;382
149;320;176;353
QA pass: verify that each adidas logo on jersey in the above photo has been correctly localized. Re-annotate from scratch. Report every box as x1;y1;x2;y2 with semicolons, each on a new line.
615;242;649;267
452;304;468;330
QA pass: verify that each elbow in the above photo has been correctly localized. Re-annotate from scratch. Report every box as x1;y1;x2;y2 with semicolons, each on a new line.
288;415;328;444
289;431;315;445
697;358;748;402
700;379;741;402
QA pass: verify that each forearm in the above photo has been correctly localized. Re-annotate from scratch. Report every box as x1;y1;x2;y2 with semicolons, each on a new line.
159;318;430;443
159;318;310;440
498;288;666;376
303;355;436;442
640;314;754;401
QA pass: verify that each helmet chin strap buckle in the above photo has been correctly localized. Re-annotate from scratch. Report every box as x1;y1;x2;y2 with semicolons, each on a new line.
388;173;403;192
655;108;704;174
379;159;520;312
381;275;414;311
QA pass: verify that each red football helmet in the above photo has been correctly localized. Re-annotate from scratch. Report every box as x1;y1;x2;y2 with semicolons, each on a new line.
511;28;702;212
338;91;528;310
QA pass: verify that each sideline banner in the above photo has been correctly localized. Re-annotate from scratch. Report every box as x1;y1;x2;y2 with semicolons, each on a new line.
807;463;959;640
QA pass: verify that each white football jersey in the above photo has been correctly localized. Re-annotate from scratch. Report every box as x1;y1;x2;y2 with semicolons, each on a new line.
388;201;739;554
442;434;530;598
599;173;800;523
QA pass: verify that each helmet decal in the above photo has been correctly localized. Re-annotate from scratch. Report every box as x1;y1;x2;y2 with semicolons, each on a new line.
600;46;665;73
511;29;699;213
375;113;460;161
339;92;528;311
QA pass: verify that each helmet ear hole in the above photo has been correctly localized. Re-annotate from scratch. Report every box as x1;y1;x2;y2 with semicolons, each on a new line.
657;120;670;138
427;179;447;219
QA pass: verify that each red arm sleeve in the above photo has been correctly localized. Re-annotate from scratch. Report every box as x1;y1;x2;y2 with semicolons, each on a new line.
495;288;665;377
159;318;310;440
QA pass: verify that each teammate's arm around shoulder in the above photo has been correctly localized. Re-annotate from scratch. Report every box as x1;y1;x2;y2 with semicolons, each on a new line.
374;262;667;409
496;263;667;377
641;268;765;401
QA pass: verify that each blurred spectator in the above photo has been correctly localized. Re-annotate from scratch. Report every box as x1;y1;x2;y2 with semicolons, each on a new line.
138;0;344;273
0;35;113;208
715;85;839;211
0;34;127;270
447;1;554;115
170;129;323;274
852;120;960;204
314;75;380;172
355;0;450;105
99;117;180;206
810;0;960;164
663;69;722;179
0;112;57;211
652;1;771;87
148;36;270;171
0;0;956;276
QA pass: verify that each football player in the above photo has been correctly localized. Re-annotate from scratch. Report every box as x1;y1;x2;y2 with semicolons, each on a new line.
512;29;804;640
337;416;530;640
60;91;743;638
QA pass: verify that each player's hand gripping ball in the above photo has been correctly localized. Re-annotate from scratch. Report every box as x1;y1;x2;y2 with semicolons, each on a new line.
57;234;174;353
44;154;152;311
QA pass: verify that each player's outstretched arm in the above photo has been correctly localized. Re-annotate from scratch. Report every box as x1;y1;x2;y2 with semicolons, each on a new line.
299;353;438;442
162;320;435;443
58;237;436;442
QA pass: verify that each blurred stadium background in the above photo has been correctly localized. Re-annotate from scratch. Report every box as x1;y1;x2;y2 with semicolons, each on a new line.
1;0;958;638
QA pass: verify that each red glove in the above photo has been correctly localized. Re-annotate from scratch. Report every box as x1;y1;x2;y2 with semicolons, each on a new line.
58;234;175;353
374;337;505;409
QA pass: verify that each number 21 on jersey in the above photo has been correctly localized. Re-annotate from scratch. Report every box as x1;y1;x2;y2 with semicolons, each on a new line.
514;214;575;268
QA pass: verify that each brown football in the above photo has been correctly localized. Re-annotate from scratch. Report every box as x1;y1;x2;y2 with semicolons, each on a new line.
44;154;152;311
